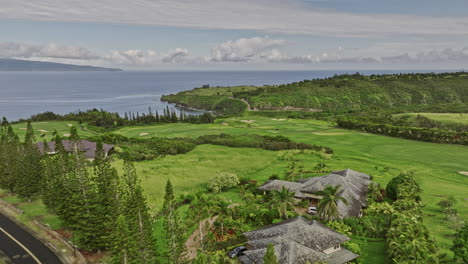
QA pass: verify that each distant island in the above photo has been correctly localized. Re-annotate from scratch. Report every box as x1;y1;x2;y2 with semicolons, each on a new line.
0;58;121;71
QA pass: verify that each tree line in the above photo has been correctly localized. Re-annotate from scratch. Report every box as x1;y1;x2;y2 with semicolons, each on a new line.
337;117;468;145
0;119;159;263
19;107;215;129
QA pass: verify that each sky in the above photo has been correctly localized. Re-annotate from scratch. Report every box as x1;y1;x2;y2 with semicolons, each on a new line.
0;0;467;70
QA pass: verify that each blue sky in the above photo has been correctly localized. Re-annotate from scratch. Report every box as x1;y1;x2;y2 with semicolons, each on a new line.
0;0;467;70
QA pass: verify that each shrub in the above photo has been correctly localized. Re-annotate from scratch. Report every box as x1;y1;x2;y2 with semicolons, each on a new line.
207;172;240;193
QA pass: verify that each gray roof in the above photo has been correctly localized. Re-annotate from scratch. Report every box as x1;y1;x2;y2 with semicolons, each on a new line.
259;169;371;218
239;217;358;264
37;140;114;159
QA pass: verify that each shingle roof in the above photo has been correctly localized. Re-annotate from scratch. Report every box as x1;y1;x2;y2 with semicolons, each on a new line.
258;169;371;217
239;217;358;264
37;140;114;159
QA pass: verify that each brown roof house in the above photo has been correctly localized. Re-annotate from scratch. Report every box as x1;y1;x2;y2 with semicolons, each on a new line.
259;169;371;218
238;216;358;264
37;140;114;160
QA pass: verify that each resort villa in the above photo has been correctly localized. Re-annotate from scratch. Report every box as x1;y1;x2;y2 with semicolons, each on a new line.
259;169;371;218
239;216;359;264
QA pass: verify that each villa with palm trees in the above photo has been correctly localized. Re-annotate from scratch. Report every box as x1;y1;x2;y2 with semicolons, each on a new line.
238;216;359;264
259;169;371;219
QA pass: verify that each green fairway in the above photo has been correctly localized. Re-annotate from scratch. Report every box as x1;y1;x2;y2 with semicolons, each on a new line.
115;116;468;248
10;121;96;141
394;112;468;125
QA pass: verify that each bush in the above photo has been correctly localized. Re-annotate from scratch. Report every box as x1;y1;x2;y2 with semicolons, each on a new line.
207;172;240;193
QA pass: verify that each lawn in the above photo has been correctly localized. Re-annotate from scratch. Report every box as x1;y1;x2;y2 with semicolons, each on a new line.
394;112;468;125
10;121;96;141
116;116;468;248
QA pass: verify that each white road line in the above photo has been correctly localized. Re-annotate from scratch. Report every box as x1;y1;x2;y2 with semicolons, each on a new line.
0;227;42;264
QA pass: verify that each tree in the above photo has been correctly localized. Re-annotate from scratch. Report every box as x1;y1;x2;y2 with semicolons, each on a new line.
451;223;468;263
112;214;139;264
120;161;157;263
263;244;279;264
316;185;348;221
163;180;186;264
271;186;295;219
16;121;42;202
207;172;239;193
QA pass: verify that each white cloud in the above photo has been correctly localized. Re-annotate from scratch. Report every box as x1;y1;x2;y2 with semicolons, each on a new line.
210;37;286;62
1;0;468;37
162;48;189;63
0;41;98;60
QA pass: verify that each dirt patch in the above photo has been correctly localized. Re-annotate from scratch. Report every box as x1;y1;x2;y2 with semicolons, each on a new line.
185;216;218;260
240;120;256;123
19;128;27;130
67;123;73;127
80;250;107;263
55;228;72;240
139;132;149;136
458;171;468;176
37;129;48;133
63;133;71;137
221;122;229;126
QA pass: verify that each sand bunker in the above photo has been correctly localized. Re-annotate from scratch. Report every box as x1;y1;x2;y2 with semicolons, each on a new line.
63;133;71;137
271;118;287;121
240;120;256;123
67;123;73;127
37;129;48;133
458;171;468;176
139;132;150;136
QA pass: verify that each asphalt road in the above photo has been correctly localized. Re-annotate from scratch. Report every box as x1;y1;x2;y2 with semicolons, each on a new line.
0;213;62;264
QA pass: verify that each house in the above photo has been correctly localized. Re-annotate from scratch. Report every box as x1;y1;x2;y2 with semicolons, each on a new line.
259;169;371;218
37;140;114;160
238;216;358;264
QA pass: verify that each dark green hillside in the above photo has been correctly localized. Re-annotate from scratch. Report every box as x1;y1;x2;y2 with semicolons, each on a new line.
162;72;468;114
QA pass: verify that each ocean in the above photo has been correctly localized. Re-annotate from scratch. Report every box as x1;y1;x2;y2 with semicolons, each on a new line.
0;70;450;121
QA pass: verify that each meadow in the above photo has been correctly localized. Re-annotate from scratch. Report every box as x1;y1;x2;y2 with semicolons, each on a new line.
116;116;468;248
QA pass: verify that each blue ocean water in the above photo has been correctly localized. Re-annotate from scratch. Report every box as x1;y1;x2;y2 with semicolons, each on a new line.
0;70;451;121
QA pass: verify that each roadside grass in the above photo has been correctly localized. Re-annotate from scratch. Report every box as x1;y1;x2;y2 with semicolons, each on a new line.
394;112;468;125
115;116;468;248
10;121;95;141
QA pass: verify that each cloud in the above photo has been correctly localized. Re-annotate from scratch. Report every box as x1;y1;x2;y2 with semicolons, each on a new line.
210;37;286;62
162;48;189;63
0;41;98;60
1;0;468;37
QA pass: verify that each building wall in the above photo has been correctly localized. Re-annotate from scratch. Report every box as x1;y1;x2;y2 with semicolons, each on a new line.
323;244;341;254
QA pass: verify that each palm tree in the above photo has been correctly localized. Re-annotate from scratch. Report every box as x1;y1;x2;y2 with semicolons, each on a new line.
316;185;347;221
272;187;295;219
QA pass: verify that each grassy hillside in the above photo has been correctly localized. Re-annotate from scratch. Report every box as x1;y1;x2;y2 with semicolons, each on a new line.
162;72;468;113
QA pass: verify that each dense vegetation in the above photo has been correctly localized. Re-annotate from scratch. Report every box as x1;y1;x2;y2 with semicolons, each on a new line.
162;72;468;113
19;107;215;129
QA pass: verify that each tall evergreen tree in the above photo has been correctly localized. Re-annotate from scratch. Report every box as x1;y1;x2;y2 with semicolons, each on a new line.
112;214;140;264
163;180;186;264
120;161;157;263
16;121;42;201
